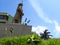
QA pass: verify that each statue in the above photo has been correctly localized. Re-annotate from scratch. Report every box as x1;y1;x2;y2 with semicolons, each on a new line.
13;3;24;24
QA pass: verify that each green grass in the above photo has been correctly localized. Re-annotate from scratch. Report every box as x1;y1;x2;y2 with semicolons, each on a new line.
0;35;60;45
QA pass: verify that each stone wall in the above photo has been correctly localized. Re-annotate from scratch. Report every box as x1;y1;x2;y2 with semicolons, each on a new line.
0;23;32;38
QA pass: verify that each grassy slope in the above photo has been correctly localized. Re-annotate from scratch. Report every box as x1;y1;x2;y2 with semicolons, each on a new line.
0;35;60;45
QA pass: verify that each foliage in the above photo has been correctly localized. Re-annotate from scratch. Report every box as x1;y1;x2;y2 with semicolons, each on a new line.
40;29;52;40
27;32;41;45
10;27;13;34
0;35;60;45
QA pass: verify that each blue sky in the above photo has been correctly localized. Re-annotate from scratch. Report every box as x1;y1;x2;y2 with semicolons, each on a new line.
0;0;60;38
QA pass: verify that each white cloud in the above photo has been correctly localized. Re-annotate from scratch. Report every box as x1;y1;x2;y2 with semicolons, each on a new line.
53;20;60;32
29;0;60;37
53;20;60;37
32;26;48;35
31;20;60;38
28;0;52;24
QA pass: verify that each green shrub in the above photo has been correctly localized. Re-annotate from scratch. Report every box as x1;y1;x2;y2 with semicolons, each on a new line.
0;35;59;45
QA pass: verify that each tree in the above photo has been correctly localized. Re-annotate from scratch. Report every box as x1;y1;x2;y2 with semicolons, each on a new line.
40;29;52;40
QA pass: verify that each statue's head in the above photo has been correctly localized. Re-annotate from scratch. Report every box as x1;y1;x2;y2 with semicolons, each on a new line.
18;3;23;6
17;3;24;15
17;3;23;11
